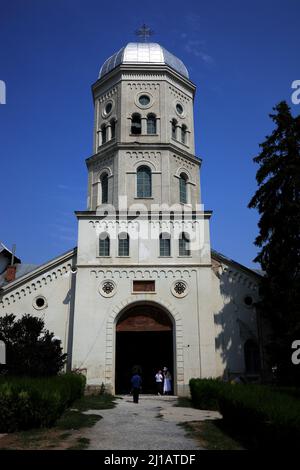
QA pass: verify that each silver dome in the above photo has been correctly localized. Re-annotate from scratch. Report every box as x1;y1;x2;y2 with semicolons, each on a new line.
99;42;189;79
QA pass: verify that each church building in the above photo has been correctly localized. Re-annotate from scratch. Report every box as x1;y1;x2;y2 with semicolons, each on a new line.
0;40;262;396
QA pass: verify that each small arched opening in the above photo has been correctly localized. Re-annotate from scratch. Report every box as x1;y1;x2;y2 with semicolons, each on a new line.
131;113;142;135
244;339;261;374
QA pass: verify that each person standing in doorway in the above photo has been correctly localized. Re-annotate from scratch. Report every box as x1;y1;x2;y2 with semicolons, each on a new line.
131;371;142;403
163;367;172;395
155;369;163;395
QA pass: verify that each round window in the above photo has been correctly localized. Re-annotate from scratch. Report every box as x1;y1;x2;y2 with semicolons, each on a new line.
139;95;150;106
244;296;253;306
105;102;112;115
176;103;184;115
33;296;47;310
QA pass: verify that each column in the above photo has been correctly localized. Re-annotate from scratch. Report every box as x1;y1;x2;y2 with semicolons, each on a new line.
141;117;147;135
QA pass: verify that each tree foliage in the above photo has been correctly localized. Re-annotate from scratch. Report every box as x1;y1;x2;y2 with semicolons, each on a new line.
0;314;67;376
249;101;300;384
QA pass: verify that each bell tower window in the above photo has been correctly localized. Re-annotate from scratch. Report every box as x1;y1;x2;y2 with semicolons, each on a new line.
131;113;142;135
179;173;188;204
147;114;156;134
99;234;110;256
110;119;116;139
179;232;190;256
137;165;152;198
160;233;171;257
118;233;130;256
181;125;187;144
101;124;107;144
171;119;177;139
101;173;108;204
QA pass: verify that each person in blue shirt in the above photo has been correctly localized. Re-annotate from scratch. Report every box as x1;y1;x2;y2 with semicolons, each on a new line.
131;372;142;403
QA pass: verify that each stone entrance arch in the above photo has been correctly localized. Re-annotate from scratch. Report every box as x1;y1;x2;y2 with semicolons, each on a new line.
104;296;184;395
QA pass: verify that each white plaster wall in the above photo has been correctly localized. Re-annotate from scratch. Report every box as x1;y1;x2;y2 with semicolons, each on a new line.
0;253;76;354
71;265;216;395
211;263;260;378
76;217;211;267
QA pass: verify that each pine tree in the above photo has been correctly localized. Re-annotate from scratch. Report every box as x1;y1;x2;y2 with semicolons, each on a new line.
249;101;300;384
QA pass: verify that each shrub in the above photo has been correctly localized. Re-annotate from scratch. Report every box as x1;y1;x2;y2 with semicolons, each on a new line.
0;314;67;376
189;378;226;410
189;378;300;448
219;384;300;448
0;373;86;432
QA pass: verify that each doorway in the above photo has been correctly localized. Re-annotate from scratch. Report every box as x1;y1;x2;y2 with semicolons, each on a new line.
115;303;174;394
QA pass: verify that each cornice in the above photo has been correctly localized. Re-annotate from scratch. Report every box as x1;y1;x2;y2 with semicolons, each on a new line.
85;142;202;167
0;248;77;296
77;263;212;268
74;210;213;220
92;64;196;97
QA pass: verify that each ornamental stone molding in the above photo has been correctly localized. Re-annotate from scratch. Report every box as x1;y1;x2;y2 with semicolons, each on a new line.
91;156;114;173
174;155;196;170
90;268;194;280
175;166;193;180
171;280;189;298
219;265;259;292
98;87;118;103
104;296;185;386
169;85;190;103
128;82;160;91
0;262;73;309
99;280;117;298
126;150;161;160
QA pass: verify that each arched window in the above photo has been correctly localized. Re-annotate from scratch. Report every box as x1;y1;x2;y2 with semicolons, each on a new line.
101;173;108;204
118;233;129;256
101;124;107;144
244;339;261;374
131;113;142;135
110;119;116;139
99;234;110;256
147;114;156;134
171;119;177;139
137;165;152;198
179;232;190;256
160;233;171;257
179;173;188;204
181;125;187;144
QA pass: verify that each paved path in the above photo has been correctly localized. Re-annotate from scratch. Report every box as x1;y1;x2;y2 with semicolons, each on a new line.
84;395;221;450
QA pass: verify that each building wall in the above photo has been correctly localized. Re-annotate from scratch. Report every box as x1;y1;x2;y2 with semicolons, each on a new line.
87;149;201;211
0;252;76;355
211;260;260;378
71;264;216;396
76;217;211;267
0;247;260;393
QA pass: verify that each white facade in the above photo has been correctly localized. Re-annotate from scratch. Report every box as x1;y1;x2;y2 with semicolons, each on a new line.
0;42;261;396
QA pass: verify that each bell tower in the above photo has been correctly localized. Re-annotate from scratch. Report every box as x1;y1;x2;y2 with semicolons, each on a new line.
86;41;201;211
72;35;216;395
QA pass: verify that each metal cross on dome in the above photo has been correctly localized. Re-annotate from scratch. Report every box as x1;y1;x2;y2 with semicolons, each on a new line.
135;24;154;42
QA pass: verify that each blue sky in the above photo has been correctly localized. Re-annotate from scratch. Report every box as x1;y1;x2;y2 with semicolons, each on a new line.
0;0;299;268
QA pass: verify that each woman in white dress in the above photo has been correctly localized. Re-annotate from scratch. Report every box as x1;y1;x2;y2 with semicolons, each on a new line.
163;367;172;395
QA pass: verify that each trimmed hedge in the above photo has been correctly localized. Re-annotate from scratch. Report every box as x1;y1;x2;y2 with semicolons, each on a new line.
0;373;86;432
189;378;226;410
189;378;300;448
